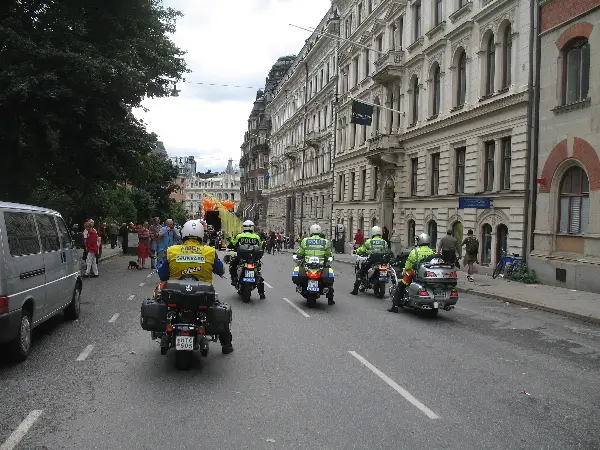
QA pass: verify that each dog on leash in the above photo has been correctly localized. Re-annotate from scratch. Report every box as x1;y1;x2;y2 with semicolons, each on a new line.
128;261;140;270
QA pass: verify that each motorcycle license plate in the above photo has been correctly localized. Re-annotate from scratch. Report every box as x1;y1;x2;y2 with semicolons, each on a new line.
307;280;319;291
245;270;255;278
243;278;256;282
434;290;447;298
175;336;194;351
379;276;388;281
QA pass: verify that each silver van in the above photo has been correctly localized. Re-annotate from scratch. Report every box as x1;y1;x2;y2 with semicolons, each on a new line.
0;202;82;362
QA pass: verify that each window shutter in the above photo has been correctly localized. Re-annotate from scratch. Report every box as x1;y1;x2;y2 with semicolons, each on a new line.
569;197;581;233
559;197;569;233
581;197;590;233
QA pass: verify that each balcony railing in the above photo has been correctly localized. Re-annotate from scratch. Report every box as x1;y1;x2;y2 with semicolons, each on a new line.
366;134;402;165
372;50;405;85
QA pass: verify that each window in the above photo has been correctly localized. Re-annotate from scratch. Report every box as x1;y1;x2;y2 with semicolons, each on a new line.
358;2;363;24
432;65;441;116
56;217;73;249
431;153;440;195
350;171;356;200
353;57;359;87
484;141;495;191
231;193;235;201
486;34;496;95
559;166;590;234
376;34;383;52
500;138;511;190
373;166;379;199
35;214;60;252
435;0;443;26
364;49;370;78
414;1;422;40
457;51;467;107
4;212;41;256
367;0;372;14
338;174;344;200
399;16;404;48
361;168;367;199
410;157;419;196
458;0;466;9
563;38;590;104
428;220;438;250
412;77;420;124
502;25;512;88
482;223;492;265
455;147;466;193
407;220;416;247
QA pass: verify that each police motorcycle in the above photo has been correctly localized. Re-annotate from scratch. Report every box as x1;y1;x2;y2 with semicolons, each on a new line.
292;254;335;308
399;254;459;317
223;249;235;265
354;249;393;299
233;243;264;303
140;275;232;370
387;252;410;298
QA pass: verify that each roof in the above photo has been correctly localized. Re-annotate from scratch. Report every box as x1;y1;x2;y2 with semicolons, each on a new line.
0;201;62;216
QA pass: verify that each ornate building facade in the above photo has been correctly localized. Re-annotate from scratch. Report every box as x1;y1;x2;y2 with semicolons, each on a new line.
239;56;295;229
264;10;339;236
528;0;600;291
332;0;531;260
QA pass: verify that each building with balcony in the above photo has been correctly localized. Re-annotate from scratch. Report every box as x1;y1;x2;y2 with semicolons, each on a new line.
239;56;295;229
169;156;197;203
528;0;600;292
184;159;241;217
264;9;338;236
332;0;531;262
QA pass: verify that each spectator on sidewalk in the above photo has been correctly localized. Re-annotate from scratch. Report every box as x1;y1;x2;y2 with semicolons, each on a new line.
137;221;151;269
462;230;479;282
382;226;390;248
84;220;99;277
157;218;176;261
119;223;128;252
438;230;460;267
353;228;364;250
109;222;119;249
149;217;161;269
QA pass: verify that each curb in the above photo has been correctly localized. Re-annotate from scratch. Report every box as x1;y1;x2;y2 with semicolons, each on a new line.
457;287;600;326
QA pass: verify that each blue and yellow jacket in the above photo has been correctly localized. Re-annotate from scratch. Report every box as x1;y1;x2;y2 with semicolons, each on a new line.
158;239;224;283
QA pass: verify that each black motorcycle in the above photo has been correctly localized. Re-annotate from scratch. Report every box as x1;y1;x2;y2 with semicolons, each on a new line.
141;275;232;370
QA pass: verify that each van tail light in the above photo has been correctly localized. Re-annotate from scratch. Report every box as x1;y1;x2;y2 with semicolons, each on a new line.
0;296;8;313
425;271;437;277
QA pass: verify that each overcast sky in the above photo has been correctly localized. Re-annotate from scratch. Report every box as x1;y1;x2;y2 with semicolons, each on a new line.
134;0;330;173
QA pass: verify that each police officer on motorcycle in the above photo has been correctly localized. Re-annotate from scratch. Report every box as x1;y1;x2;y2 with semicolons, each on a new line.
157;219;234;354
351;226;389;295
228;220;266;299
297;224;335;305
388;232;434;313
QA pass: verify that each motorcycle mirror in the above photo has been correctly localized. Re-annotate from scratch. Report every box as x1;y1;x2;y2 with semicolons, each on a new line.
328;256;333;263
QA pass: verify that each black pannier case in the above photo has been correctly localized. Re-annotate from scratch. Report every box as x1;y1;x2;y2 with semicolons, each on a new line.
160;279;216;308
140;298;168;332
237;244;264;261
205;303;232;334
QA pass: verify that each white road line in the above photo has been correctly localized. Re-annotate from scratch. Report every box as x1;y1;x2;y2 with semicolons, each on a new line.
147;273;152;278
76;345;94;362
108;313;120;323
127;294;135;301
264;282;273;289
0;410;43;450
139;282;145;287
283;297;310;318
348;351;440;420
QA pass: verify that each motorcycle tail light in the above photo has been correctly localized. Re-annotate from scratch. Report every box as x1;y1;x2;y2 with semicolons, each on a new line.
307;271;321;279
450;290;459;297
449;272;457;278
197;327;205;335
425;271;437;277
246;264;255;269
181;331;190;336
197;305;209;310
380;265;388;270
167;304;176;308
166;324;173;333
418;290;430;296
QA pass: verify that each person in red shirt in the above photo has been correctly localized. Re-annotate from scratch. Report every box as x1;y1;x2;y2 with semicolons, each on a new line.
353;229;364;250
85;220;99;277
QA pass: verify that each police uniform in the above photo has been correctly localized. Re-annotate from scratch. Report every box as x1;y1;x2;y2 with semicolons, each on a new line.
228;231;265;297
351;235;388;295
297;233;334;303
157;239;233;351
389;244;434;310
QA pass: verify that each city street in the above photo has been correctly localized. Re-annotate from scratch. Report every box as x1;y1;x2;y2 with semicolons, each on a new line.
1;252;600;450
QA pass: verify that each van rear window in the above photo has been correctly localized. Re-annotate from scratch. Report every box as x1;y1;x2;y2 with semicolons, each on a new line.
35;215;61;252
4;212;41;256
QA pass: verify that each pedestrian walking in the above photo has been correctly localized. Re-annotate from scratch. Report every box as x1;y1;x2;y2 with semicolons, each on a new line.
462;230;479;282
137;222;151;269
84;220;99;277
149;217;161;269
438;230;460;267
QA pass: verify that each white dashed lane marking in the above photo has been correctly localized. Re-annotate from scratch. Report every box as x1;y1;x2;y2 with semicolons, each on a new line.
264;282;273;289
76;345;94;362
108;313;120;323
0;410;43;450
139;283;145;287
283;297;310;318
127;295;135;301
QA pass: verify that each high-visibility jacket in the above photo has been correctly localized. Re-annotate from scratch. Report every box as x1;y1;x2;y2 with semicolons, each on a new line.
297;234;332;261
157;239;224;283
355;235;387;255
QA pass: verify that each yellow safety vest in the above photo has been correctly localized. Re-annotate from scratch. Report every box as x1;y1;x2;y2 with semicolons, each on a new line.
167;241;216;283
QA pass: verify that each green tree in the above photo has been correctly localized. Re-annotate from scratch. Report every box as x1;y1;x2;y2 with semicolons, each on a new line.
168;200;189;226
0;0;188;202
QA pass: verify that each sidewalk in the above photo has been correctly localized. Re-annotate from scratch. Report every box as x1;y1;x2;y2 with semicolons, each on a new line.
78;245;123;263
300;250;600;325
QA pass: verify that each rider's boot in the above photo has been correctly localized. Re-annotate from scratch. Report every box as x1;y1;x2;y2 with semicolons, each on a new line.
229;266;237;286
388;284;405;313
350;279;360;295
220;332;234;354
258;281;266;300
327;286;335;305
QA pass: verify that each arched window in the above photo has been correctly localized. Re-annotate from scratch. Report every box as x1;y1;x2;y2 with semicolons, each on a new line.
486;34;496;95
371;217;377;228
407;219;416;247
452;221;463;243
427;220;438;250
457;51;467;107
563;38;590;105
502;25;512;88
482;223;492;265
432;64;441;116
412;77;420;124
559;166;590;234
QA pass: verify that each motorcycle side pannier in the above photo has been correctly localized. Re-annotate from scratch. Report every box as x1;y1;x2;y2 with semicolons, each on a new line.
205;303;232;334
160;279;216;308
141;298;168;331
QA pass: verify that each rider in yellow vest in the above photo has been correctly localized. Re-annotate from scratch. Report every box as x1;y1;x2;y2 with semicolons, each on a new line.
157;219;233;354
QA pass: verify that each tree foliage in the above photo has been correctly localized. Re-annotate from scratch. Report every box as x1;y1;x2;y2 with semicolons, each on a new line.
0;0;188;222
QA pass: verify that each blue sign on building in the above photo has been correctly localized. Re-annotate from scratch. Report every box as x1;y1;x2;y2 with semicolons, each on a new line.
458;197;492;209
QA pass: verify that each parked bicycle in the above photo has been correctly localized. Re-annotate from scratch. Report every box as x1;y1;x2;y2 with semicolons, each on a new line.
492;250;524;280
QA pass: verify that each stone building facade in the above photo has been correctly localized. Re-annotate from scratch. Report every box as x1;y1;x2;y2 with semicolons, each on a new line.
183;160;241;217
264;12;339;237
528;0;600;291
332;0;531;261
169;156;197;203
239;56;295;229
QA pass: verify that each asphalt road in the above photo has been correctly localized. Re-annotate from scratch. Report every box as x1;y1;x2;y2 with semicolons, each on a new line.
1;250;600;450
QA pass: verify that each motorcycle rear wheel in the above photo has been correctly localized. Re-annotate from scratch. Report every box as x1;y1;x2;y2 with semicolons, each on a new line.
175;351;192;370
376;281;386;299
306;293;317;308
242;284;252;303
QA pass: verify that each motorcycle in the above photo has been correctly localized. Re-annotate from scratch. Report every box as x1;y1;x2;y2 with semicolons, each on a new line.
140;275;232;370
223;249;235;265
354;250;392;299
400;254;459;317
388;252;410;298
292;254;335;308
233;244;264;303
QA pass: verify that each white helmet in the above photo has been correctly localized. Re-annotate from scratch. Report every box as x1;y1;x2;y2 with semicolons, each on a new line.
309;224;322;235
417;233;431;245
243;220;255;232
371;226;382;237
181;220;204;241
